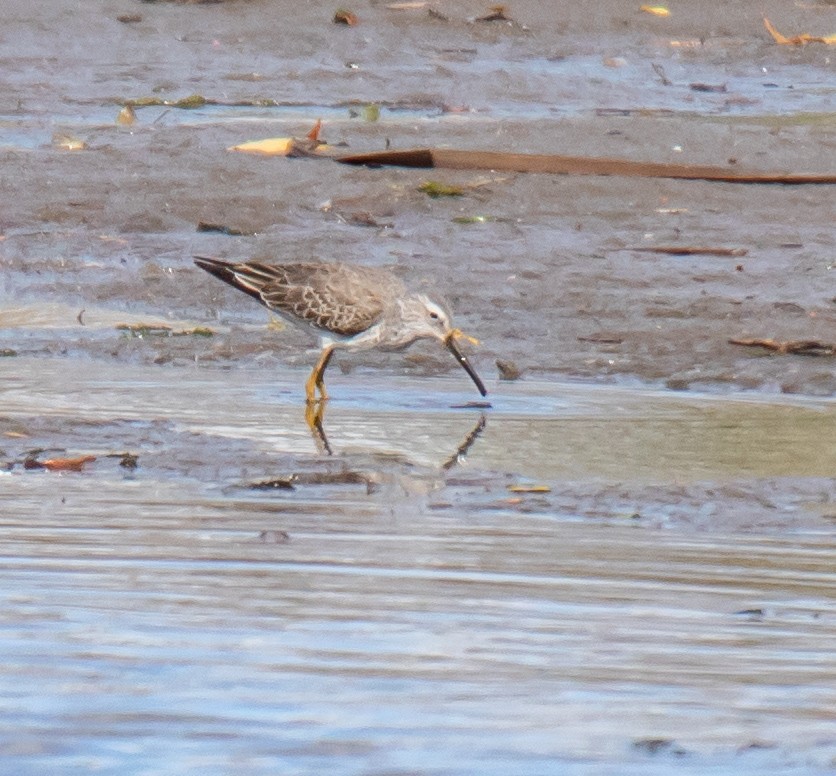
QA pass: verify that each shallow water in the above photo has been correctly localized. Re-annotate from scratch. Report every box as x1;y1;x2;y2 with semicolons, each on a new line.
2;358;835;775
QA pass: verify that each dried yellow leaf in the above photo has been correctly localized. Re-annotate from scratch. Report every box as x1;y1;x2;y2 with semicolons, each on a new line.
53;133;86;150
764;17;836;45
229;137;295;156
117;105;136;126
508;485;552;494
640;5;670;16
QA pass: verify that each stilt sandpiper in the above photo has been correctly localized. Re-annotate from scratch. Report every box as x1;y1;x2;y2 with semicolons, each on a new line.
194;256;487;403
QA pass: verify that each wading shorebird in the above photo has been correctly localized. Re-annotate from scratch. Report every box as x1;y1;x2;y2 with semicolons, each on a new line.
193;256;487;403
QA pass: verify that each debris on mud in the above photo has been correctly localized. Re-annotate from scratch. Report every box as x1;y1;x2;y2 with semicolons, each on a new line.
624;246;748;257
228;120;329;157
418;180;464;198
689;82;727;93
117;453;139;470
508;484;551;493
333;9;358;25
339;148;836;184
476;5;513;22
196;221;254;236
632;738;686;756
729;338;835;357
52;133;86;151
116;323;214;338
258;530;291;543
496;359;522;380
30;454;97;472
640;6;670;17
116;105;137;126
763;17;836;45
452;214;497;224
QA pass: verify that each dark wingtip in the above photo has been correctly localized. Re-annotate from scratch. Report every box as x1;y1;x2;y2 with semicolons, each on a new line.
194;255;229;271
193;255;242;288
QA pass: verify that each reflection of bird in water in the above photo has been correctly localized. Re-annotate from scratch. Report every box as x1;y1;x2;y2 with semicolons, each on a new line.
194;256;487;404
441;413;487;471
305;394;487;462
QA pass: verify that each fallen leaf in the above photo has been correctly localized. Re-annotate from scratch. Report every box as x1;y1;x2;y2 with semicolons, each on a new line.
476;5;512;22
452;215;496;224
640;5;670;17
171;94;207;109
229;137;295;155
42;455;96;472
116;323;173;336
508;485;551;493
418;180;464;197
116;323;213;337
763;17;836;45
361;104;380;122
117;105;137;126
196;221;253;236
229;120;329;157
334;9;358;25
53;133;86;151
306;118;322;142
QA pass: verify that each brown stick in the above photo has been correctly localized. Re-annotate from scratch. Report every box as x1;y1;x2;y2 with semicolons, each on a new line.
337;148;836;185
624;246;749;257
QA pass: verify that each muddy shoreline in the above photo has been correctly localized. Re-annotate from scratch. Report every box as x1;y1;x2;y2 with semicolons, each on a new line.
2;2;834;396
1;2;835;774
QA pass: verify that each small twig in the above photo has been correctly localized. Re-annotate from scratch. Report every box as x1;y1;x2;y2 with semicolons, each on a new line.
624;246;748;257
729;338;835;356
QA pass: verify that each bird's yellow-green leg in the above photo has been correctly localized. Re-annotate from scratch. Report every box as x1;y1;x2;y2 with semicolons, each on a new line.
306;346;335;403
304;400;332;455
304;399;323;431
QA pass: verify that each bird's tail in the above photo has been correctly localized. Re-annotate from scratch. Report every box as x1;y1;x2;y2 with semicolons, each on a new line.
193;255;266;304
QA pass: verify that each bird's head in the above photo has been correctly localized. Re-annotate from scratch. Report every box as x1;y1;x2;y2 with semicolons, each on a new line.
399;295;487;397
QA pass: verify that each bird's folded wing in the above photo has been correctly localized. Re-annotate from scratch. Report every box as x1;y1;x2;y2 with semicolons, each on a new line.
259;264;389;337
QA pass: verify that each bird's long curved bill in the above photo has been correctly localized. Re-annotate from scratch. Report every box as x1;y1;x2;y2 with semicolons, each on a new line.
445;334;487;397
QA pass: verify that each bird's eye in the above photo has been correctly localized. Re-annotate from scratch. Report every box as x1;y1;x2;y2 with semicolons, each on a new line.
429;311;440;320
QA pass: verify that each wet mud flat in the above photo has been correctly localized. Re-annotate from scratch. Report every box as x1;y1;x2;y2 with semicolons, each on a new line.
1;1;836;774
